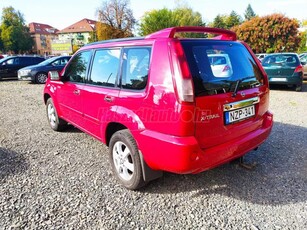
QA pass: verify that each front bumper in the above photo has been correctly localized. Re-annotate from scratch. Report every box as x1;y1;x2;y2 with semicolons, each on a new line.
18;72;35;81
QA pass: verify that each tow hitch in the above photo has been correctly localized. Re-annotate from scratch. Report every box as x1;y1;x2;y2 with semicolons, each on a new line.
238;156;257;170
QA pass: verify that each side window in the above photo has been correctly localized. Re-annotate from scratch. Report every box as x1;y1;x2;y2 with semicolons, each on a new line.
32;58;43;65
20;58;33;65
122;47;151;90
65;51;91;83
51;59;61;66
20;58;29;65
5;58;15;65
89;49;120;87
29;58;35;65
62;58;70;65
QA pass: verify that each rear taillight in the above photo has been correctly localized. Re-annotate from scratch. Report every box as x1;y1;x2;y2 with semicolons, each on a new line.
222;65;230;72
294;65;303;73
170;41;194;103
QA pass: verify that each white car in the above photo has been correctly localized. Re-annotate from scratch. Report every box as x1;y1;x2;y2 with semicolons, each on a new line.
299;54;307;80
208;54;233;78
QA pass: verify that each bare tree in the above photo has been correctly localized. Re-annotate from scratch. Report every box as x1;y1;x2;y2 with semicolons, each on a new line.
97;0;136;39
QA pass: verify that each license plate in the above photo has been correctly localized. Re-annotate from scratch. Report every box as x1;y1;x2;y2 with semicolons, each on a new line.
271;77;287;82
225;105;255;124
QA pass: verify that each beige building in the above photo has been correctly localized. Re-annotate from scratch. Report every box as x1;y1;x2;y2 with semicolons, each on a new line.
57;18;97;48
29;22;58;56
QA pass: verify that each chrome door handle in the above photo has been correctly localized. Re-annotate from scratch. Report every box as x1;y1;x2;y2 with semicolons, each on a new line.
73;89;80;95
104;96;113;102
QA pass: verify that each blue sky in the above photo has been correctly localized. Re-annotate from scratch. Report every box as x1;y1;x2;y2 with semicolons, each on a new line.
1;0;306;33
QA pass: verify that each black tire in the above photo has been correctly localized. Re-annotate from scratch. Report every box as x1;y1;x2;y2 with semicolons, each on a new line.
295;84;302;92
46;98;67;131
35;72;48;84
109;129;145;190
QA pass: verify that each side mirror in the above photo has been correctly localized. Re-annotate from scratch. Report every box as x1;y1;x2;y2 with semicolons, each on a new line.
48;71;60;81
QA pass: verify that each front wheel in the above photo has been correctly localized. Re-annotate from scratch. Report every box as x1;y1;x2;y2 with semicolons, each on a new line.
109;130;145;190
36;72;48;84
46;98;67;131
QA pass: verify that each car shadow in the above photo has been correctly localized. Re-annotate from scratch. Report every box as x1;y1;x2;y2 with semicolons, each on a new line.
0;78;18;82
144;122;307;206
0;147;28;181
64;124;83;133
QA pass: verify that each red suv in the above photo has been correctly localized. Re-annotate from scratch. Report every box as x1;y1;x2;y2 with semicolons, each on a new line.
44;27;273;189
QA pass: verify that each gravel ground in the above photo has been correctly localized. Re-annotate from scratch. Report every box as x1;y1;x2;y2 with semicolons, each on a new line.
0;80;306;229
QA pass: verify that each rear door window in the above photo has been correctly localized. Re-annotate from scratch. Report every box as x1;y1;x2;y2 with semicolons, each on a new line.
19;57;29;65
181;40;264;96
88;49;120;87
121;47;151;90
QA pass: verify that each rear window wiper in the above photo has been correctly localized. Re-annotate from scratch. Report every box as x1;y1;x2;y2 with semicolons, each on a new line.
231;76;256;97
232;80;241;97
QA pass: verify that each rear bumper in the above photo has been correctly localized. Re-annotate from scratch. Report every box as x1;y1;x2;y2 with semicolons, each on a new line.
268;76;302;85
138;111;273;174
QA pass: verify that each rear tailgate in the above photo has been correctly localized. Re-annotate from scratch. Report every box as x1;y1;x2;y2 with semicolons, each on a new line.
194;87;268;149
180;40;269;149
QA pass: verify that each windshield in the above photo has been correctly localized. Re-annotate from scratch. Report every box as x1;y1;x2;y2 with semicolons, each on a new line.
0;56;12;64
181;40;264;96
36;56;60;66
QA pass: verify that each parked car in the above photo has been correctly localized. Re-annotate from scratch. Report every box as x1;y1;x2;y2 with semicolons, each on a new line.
299;53;307;80
43;26;273;190
18;55;71;84
299;52;307;59
0;56;45;80
208;53;233;77
261;53;303;91
256;53;268;62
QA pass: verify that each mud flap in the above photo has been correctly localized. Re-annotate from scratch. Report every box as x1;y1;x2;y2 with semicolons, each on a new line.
139;151;163;182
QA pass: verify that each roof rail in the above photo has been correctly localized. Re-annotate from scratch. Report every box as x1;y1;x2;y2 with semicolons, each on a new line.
85;36;144;46
145;26;237;41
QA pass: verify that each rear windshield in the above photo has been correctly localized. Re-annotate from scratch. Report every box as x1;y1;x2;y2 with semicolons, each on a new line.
262;54;299;68
181;40;264;96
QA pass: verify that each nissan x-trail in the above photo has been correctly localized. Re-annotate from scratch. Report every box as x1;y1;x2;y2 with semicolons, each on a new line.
44;27;273;189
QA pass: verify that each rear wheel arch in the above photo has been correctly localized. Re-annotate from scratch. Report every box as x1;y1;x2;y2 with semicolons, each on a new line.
105;122;128;146
108;128;162;189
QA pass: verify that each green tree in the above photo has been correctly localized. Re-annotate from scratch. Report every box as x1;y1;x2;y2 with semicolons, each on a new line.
0;27;3;52
226;11;242;29
244;4;256;21
211;11;242;29
211;15;226;29
173;7;203;27
138;8;174;36
232;14;301;53
301;19;307;27
0;6;33;53
96;0;136;39
88;31;98;43
138;7;203;36
298;31;307;53
298;19;307;52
